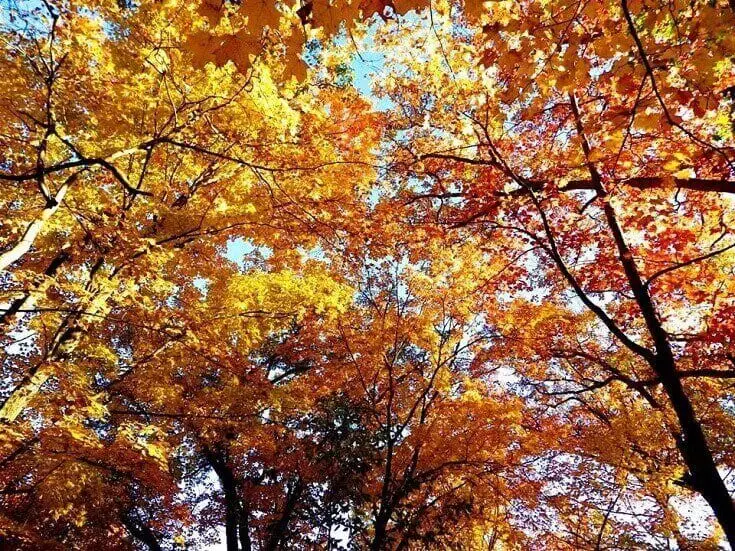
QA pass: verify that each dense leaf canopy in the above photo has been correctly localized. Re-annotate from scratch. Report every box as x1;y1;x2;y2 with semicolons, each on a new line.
1;0;735;549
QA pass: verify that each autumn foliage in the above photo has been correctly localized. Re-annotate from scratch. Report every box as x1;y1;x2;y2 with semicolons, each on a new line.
1;0;735;548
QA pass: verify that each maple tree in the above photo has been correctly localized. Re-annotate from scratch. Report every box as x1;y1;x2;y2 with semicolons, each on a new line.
1;0;735;549
370;1;735;547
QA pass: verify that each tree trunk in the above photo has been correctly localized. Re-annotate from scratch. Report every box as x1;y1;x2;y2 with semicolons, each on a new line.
370;513;389;551
654;352;735;548
122;512;162;551
205;448;243;551
0;176;74;273
238;507;252;551
0;258;110;423
0;247;69;328
567;93;735;549
265;479;303;551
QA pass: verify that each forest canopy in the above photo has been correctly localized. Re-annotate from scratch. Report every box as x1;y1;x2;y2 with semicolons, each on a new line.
1;0;735;548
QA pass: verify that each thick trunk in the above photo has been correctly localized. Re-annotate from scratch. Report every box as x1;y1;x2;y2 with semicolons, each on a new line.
602;183;735;549
370;513;389;551
122;513;162;551
265;479;303;551
602;176;735;549
238;510;252;551
654;352;735;548
205;449;243;551
0;178;73;273
0;248;69;328
223;493;240;551
0;258;111;423
566;94;735;549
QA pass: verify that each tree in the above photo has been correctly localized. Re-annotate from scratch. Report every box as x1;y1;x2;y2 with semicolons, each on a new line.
370;1;735;546
2;0;735;548
280;261;543;548
0;0;376;547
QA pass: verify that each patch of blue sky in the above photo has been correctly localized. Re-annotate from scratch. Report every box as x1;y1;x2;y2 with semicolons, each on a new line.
165;285;180;308
366;182;386;209
350;49;395;112
0;0;51;35
339;19;397;112
223;237;273;272
192;276;210;299
297;243;329;263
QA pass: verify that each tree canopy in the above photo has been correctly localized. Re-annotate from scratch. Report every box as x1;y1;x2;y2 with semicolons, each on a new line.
1;0;735;548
